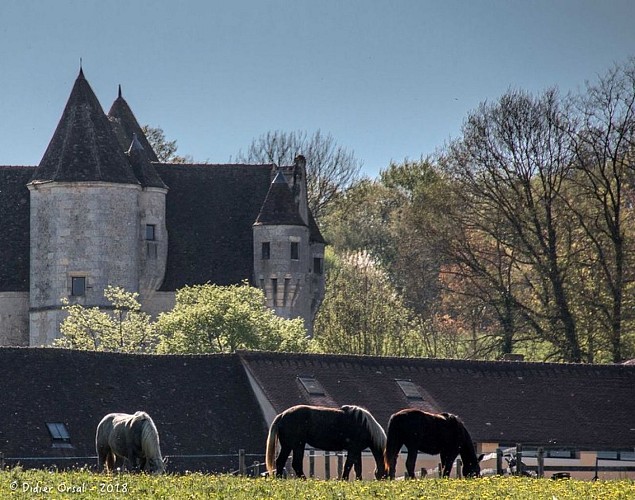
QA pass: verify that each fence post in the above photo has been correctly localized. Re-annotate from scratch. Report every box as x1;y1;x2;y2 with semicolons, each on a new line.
324;451;330;480
0;452;4;469
516;444;523;476
238;449;246;476
309;450;315;478
496;448;503;475
456;458;462;478
537;447;544;478
337;453;343;479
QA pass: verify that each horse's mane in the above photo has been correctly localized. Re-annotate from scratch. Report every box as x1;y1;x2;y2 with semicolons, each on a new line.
134;412;165;472
341;405;387;450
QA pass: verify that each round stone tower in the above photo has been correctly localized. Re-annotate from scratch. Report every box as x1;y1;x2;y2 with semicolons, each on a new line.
28;69;142;345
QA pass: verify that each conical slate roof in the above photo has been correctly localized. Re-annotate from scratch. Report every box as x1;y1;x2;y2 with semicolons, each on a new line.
254;171;306;226
126;134;168;189
108;86;159;162
32;69;139;185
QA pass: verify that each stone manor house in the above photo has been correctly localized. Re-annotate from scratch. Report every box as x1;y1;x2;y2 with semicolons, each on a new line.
0;69;325;346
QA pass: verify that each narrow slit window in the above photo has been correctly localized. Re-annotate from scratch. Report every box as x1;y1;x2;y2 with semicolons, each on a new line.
290;242;299;260
262;242;271;260
313;257;323;275
71;277;86;296
298;376;326;396
271;278;278;306
395;379;423;400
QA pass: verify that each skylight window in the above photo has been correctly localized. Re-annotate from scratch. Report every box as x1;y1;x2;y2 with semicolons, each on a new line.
395;379;423;400
46;422;73;448
298;375;326;396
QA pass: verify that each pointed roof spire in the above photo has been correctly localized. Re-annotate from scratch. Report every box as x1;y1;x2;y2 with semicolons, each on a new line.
126;133;168;189
108;87;159;162
31;70;139;185
254;170;306;226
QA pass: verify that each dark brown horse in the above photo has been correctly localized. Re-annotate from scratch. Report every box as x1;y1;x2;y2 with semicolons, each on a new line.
384;409;481;479
265;404;386;480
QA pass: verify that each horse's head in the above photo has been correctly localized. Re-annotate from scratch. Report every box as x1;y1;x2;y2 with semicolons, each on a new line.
148;457;167;475
462;454;483;478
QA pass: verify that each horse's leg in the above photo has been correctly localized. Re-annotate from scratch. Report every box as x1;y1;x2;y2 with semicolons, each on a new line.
341;451;355;480
405;448;418;479
440;452;457;478
353;451;363;480
291;444;306;479
275;444;292;478
97;446;109;472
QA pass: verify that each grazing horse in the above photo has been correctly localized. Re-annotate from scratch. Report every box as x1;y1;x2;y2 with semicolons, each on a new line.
96;411;166;474
384;409;481;479
265;404;386;480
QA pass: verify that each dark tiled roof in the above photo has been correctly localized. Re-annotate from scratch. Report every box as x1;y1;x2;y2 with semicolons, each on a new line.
308;210;326;244
126;135;168;189
156;163;274;290
0;348;267;471
0;167;33;291
254;171;306;227
107;87;160;163
32;70;139;185
239;351;635;449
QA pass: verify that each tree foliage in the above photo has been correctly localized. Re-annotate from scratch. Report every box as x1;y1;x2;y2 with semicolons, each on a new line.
236;130;362;219
53;286;158;353
156;282;309;354
142;125;193;163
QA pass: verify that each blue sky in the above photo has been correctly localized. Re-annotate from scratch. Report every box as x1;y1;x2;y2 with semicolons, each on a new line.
1;0;633;178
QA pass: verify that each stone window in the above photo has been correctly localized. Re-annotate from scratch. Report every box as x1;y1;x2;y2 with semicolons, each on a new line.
271;278;278;306
145;224;156;241
71;277;86;296
262;242;270;260
313;257;323;275
290;242;299;260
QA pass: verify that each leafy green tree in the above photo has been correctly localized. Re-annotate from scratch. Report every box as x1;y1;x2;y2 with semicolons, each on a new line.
53;286;158;353
156;282;309;354
312;249;426;357
142;125;193;163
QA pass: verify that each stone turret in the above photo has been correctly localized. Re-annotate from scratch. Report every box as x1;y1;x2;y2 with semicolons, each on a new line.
28;69;142;345
253;165;325;335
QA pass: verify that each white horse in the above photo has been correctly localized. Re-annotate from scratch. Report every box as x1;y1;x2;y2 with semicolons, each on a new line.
96;411;166;474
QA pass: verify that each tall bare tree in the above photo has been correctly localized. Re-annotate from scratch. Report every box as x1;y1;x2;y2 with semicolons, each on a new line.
445;89;584;361
236;130;361;219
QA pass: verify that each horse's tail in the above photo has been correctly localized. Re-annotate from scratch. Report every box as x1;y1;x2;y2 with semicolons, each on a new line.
139;414;165;474
265;413;282;476
383;414;402;476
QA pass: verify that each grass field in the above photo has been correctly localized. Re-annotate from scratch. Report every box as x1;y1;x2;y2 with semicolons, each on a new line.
1;469;634;499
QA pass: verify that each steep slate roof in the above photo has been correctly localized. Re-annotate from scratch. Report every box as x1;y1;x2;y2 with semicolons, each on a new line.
239;351;635;450
0;348;267;471
107;86;160;163
254;171;307;227
0;166;33;291
156;163;273;290
126;134;168;189
31;70;139;185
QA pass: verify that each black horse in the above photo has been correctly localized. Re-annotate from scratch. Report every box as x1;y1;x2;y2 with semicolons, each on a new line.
265;404;387;480
384;409;481;479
